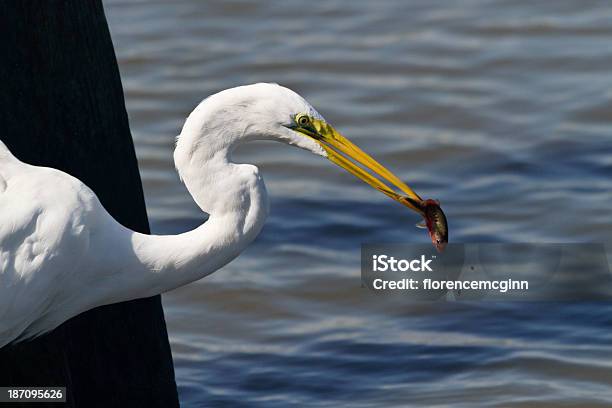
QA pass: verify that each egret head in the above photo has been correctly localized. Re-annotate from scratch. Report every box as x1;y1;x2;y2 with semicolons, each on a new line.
246;83;428;217
180;83;437;235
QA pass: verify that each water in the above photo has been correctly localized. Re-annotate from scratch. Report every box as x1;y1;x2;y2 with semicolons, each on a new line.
104;1;612;406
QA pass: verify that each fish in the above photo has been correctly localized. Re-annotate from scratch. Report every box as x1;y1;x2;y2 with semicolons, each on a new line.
404;196;448;252
419;199;448;252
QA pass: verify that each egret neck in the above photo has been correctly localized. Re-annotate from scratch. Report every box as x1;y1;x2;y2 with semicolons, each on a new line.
105;114;269;303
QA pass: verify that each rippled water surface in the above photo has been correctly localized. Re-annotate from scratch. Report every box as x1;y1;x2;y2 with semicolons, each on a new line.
105;1;612;406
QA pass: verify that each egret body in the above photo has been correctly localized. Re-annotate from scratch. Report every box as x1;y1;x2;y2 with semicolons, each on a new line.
0;83;428;347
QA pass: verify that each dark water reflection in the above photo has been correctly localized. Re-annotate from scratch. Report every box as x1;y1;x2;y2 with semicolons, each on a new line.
105;0;612;406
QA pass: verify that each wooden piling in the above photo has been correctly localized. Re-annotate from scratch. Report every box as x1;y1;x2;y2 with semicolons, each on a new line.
0;1;179;406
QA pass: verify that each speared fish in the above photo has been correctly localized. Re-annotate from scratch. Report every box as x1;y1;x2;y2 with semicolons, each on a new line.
404;197;448;252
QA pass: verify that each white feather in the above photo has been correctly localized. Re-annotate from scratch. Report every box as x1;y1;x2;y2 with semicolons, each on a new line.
0;83;326;347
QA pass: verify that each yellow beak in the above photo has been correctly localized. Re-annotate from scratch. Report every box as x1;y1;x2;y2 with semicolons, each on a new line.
294;118;425;216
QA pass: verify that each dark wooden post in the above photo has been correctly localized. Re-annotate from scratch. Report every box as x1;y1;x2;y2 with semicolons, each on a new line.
0;1;179;406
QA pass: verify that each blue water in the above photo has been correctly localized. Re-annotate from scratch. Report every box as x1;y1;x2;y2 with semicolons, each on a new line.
105;0;612;406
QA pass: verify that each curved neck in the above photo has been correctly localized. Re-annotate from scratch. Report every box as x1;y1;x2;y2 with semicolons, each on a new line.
102;125;269;303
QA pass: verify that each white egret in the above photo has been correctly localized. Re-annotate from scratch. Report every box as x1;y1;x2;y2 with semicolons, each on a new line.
0;83;441;347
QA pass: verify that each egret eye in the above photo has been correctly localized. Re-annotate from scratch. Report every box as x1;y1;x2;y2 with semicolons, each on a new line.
296;114;310;127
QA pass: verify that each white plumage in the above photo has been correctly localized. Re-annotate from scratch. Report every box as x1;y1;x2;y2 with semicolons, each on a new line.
0;83;424;347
